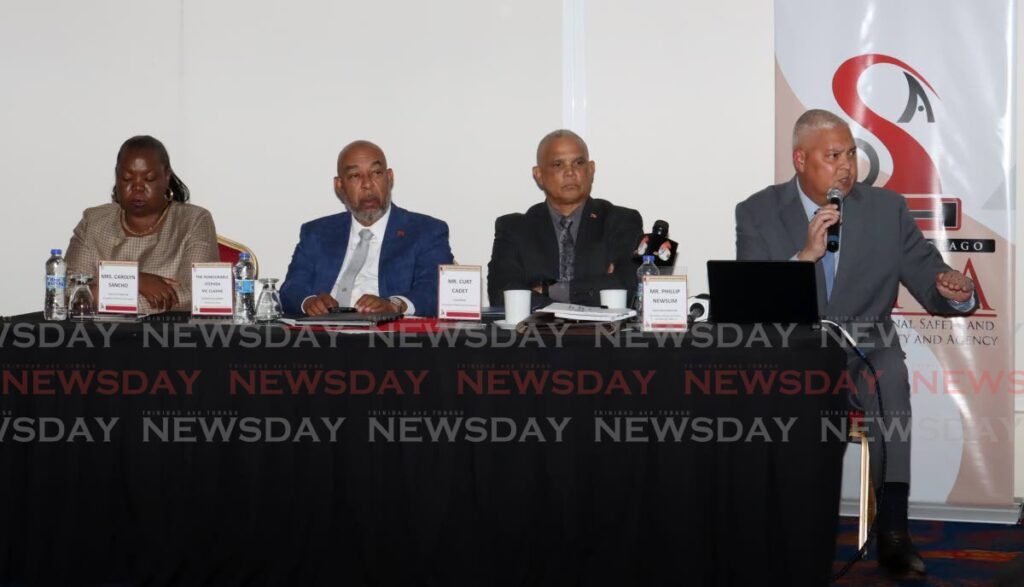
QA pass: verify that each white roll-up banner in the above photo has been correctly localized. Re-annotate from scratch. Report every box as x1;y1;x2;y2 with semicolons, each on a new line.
775;0;1016;511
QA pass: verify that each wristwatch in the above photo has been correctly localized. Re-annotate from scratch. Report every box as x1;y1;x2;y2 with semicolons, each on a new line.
388;296;408;313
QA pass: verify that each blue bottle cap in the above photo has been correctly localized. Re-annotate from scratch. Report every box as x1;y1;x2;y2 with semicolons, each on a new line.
51;249;62;255
238;252;250;260
643;255;655;263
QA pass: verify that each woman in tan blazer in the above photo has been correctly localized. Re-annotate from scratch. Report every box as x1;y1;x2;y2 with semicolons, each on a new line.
66;135;219;314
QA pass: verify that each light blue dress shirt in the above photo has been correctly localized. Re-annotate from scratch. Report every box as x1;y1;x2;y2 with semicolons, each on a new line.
793;183;974;311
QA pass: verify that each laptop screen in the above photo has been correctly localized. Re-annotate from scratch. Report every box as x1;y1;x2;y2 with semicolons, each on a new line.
706;260;820;324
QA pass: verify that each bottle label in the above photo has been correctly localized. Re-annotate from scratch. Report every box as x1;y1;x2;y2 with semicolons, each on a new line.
236;279;254;294
46;275;66;290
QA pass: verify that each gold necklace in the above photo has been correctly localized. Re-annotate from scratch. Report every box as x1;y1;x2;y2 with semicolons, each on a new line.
121;203;172;237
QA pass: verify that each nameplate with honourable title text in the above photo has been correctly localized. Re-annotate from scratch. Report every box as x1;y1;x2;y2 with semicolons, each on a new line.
191;262;234;316
642;274;687;331
437;265;482;320
97;260;139;314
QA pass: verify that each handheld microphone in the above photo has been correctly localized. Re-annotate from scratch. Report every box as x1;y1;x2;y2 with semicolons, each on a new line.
687;294;710;325
634;220;679;266
826;188;842;253
652;219;669;237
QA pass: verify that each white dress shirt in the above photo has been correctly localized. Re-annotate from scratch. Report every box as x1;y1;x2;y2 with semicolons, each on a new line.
303;206;415;314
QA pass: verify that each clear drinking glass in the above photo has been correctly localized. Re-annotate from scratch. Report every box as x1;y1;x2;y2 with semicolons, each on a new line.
255;278;283;322
65;272;80;307
68;274;96;321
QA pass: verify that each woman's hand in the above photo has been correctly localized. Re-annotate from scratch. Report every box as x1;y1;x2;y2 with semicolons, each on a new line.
138;272;180;311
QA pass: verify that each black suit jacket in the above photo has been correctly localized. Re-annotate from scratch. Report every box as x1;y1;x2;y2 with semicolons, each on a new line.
487;197;643;306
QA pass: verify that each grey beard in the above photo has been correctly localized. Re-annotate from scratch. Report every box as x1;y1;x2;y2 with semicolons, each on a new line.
350;201;390;225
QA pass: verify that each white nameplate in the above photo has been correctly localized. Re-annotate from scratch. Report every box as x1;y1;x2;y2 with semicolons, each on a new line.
437;264;482;320
191;262;234;316
642;274;688;331
97;260;139;314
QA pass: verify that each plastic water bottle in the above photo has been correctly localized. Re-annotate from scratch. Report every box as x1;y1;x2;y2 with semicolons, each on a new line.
44;249;67;321
634;254;660;315
233;252;256;324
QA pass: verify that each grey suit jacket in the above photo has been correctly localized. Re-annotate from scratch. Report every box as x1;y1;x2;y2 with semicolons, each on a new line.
736;177;971;342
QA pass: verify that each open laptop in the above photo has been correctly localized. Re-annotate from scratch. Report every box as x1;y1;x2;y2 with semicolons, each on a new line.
706;260;820;324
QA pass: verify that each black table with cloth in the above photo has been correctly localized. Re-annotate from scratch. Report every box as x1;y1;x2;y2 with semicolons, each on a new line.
0;314;848;586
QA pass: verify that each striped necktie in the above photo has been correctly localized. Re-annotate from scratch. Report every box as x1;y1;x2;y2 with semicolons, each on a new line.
558;217;574;283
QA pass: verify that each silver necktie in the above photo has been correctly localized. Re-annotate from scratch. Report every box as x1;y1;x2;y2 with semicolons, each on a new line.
333;228;373;306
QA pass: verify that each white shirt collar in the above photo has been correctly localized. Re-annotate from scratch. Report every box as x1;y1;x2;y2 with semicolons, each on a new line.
348;205;392;241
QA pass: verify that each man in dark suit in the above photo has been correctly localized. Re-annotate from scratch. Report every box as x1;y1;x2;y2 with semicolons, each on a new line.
736;109;975;580
281;140;453;317
487;129;643;307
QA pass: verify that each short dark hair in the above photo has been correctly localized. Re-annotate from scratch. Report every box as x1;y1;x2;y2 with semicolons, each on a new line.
111;135;191;203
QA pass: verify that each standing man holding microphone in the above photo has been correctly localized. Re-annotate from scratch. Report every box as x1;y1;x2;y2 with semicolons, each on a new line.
735;109;975;580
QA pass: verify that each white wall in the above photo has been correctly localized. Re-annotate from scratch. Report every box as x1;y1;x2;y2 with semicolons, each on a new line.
0;0;1020;496
1014;0;1024;415
1013;0;1023;499
0;0;773;312
0;0;184;290
0;0;562;307
586;1;774;292
179;0;563;282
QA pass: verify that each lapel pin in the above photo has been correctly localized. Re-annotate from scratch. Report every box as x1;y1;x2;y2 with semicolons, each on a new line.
396;230;406;237
589;212;598;219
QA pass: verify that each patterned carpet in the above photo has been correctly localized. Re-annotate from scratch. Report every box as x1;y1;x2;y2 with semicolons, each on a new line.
833;517;1024;586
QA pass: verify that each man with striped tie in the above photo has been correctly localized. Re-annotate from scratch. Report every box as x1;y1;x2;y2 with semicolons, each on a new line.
487;129;643;307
